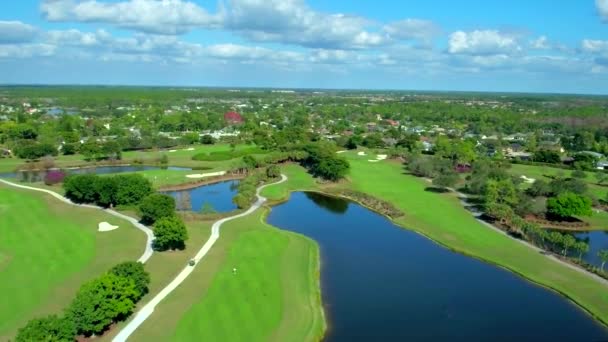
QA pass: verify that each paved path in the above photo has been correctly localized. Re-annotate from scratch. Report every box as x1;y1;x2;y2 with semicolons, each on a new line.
0;178;154;263
112;175;287;342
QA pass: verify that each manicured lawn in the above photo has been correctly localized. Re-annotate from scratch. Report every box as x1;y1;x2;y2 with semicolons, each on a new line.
127;210;324;341
0;185;146;340
0;143;254;173
509;163;608;199
341;156;608;326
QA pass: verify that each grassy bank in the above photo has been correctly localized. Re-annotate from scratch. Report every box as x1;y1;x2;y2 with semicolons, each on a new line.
127;209;325;341
0;185;146;340
263;152;608;327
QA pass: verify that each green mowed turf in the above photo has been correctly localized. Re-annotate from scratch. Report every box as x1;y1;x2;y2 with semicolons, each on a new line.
129;210;324;342
341;156;608;326
0;185;146;339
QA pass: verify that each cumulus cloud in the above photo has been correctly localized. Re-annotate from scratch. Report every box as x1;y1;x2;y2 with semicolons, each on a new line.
383;19;440;44
0;21;38;44
40;0;387;49
582;39;608;53
530;36;550;49
41;0;220;35
597;0;608;21
0;43;55;58
448;30;521;55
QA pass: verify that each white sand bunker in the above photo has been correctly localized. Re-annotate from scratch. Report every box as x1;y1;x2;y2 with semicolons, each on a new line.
186;147;195;151
357;151;366;156
336;150;346;154
168;150;177;153
520;175;536;184
376;154;387;160
368;159;380;162
186;171;227;179
98;222;118;232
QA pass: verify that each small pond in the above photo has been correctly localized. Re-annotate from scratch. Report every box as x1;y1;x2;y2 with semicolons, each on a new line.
164;180;239;213
267;192;608;341
573;230;608;268
0;165;192;181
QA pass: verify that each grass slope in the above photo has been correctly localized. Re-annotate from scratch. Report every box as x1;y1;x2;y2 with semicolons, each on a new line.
0;185;145;340
129;210;324;342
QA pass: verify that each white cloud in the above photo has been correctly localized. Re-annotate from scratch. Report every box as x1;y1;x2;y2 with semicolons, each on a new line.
0;43;55;58
0;21;38;44
221;0;387;49
383;19;440;43
46;29;103;46
530;36;549;49
582;39;608;53
597;0;608;21
448;30;521;55
41;0;220;35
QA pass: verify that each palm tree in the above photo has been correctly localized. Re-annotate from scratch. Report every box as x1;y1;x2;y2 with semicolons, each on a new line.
561;235;576;257
599;249;608;272
574;241;589;260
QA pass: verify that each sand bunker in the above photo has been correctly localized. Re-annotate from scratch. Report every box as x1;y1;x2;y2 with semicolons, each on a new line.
357;151;366;156
520;175;536;184
185;171;227;179
186;147;195;151
168;150;177;153
376;154;387;160
336;150;347;154
98;222;118;232
368;160;380;163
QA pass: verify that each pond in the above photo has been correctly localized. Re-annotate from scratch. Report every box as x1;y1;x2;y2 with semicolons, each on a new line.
267;192;608;341
573;230;608;268
0;165;192;181
164;180;239;213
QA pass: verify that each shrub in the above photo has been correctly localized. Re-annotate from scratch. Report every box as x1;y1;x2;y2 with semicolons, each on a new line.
266;165;281;178
44;170;66;185
64;174;99;204
16;315;76;342
113;174;153;206
139;193;176;225
200;134;216;144
109;262;150;300
153;216;189;251
547;192;593;220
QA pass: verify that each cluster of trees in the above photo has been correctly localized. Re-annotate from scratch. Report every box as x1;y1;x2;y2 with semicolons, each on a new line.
63;173;153;208
301;142;349;181
16;262;150;340
232;172;267;209
137;193;189;250
13;142;58;160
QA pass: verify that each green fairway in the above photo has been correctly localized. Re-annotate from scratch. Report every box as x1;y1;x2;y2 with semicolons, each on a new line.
0;143;254;173
128;210;324;342
0;185;146;340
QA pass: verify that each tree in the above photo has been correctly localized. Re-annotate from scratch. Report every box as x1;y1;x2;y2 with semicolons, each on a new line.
65;273;138;336
361;134;384;148
16;315;76;342
595;172;608;185
547;192;593;220
200;134;216;144
102;141;122;160
526;179;552;197
95;176;118;207
571;169;587;179
483;179;519;206
573;241;589;260
62;143;77;155
314;157;350;181
232;193;251;209
63;174;99;204
80;140;101;161
109;262;150;300
153;216;188;251
432;171;459;190
548;231;564;253
560;234;576;256
532;150;561;164
14;143;58;160
485;202;515;225
266;165;281;179
113;174;153;206
139;193;176;225
599;249;608;271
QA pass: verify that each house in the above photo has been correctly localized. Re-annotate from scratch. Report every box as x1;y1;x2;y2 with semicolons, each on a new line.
385;119;399;127
0;148;11;157
597;161;608;170
224;111;244;125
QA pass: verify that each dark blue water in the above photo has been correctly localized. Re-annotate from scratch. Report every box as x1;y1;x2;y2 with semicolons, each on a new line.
267;192;608;341
574;230;608;268
164;180;239;213
0;165;192;180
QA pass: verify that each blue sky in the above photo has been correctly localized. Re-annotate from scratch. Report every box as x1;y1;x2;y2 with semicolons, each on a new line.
0;0;607;94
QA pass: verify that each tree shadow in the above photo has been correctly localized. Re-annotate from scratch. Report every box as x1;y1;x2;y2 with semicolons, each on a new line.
424;186;450;193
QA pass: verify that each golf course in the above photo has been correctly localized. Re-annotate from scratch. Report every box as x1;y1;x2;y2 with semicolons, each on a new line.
0;185;146;340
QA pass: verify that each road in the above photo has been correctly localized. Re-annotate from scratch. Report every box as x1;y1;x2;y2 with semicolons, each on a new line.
0;178;154;263
112;174;287;342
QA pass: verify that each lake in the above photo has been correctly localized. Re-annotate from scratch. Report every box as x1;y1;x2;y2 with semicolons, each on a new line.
0;165;192;181
573;230;608;268
267;192;608;341
164;180;239;213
